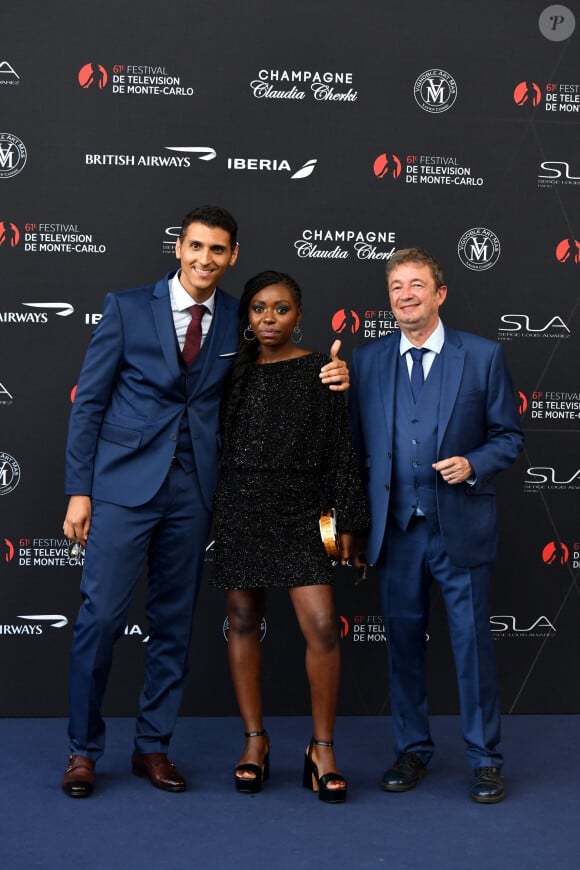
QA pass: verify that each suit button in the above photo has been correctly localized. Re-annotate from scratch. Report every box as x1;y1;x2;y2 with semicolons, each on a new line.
387;452;392;459
384;484;390;491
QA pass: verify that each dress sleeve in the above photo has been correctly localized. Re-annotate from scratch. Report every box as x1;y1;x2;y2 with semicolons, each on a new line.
320;385;370;535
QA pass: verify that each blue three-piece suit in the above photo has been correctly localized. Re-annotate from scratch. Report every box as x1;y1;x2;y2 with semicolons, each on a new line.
65;272;238;758
349;323;523;768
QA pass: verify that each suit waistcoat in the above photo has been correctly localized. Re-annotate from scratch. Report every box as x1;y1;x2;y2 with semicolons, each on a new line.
174;343;206;472
389;350;443;531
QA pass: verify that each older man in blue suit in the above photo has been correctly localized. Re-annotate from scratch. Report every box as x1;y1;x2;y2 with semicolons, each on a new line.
349;248;523;803
61;205;348;798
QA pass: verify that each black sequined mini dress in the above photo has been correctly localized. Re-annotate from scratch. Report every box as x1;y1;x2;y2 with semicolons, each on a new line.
210;353;368;590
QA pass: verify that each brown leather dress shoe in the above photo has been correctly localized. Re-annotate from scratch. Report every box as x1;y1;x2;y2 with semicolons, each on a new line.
62;754;95;798
131;752;186;792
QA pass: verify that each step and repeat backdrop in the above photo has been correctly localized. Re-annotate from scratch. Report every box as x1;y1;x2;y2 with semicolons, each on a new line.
1;1;579;718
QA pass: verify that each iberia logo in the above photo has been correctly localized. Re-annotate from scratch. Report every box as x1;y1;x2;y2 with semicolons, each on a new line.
78;64;108;90
373;153;402;179
513;81;542;107
542;541;569;565
331;309;361;334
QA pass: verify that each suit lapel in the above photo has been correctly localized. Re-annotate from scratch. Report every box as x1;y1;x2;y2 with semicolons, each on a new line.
377;337;398;442
437;325;464;449
151;273;182;378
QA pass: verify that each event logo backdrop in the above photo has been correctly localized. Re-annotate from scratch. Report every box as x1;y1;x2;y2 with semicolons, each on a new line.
0;0;578;717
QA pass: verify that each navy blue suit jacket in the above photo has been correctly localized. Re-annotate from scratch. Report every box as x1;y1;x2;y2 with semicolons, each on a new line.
349;323;523;568
65;272;239;511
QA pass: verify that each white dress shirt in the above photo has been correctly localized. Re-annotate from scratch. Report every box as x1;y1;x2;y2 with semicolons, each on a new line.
398;318;445;380
170;271;216;351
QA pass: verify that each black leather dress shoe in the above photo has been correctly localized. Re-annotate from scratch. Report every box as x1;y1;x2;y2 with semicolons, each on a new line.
62;755;95;798
470;766;504;803
380;752;427;792
131;752;186;792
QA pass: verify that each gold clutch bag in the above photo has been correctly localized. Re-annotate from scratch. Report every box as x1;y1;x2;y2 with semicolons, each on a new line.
319;509;341;558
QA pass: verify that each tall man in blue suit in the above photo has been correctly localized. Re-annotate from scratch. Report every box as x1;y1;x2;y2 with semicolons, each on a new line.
349;248;523;803
61;205;348;797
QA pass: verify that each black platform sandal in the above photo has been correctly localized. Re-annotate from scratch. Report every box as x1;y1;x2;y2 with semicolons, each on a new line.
234;729;270;794
302;737;347;803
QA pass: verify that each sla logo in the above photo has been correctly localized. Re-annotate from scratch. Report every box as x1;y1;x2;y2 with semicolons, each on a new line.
331;309;361;335
2;538;15;562
513;81;542;107
223;616;267;643
538;160;580;187
0;381;13;405
527;467;580;487
414;69;457;113
457;227;500;271
0;221;20;248
339;616;349;639
0;133;27;179
0;61;20;84
518;392;528;414
555;237;580;263
0;452;20;495
78;63;108;90
373;153;402;179
499;314;570;334
542;541;569;564
490;615;556;634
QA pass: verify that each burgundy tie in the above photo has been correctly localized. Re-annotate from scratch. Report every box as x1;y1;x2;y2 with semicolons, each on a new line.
182;304;207;367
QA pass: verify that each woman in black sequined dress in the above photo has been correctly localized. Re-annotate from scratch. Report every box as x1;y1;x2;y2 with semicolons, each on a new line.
211;270;368;802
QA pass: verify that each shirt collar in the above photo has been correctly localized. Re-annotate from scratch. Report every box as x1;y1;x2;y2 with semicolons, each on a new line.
170;270;216;314
399;318;445;356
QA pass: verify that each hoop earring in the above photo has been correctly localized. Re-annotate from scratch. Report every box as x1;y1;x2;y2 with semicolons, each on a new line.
244;325;256;341
292;324;303;344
